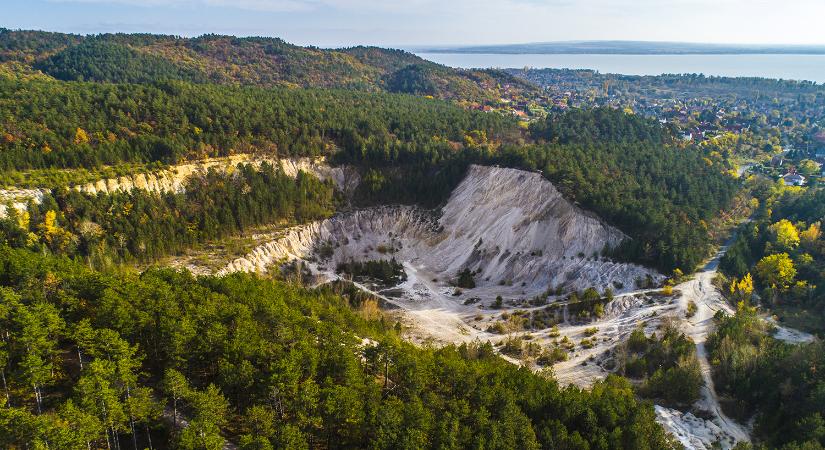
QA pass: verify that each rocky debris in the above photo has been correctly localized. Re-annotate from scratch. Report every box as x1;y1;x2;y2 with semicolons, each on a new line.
655;405;735;450
222;165;657;295
220;206;436;275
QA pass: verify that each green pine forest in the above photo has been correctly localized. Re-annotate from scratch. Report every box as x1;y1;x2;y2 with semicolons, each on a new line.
0;246;677;449
0;28;767;449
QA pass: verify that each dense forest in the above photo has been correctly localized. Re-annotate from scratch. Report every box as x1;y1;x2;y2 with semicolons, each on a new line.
517;108;738;271
720;178;825;333
0;245;678;449
0;163;336;265
0;28;534;101
0;74;517;173
708;306;825;449
34;40;211;85
0;66;739;272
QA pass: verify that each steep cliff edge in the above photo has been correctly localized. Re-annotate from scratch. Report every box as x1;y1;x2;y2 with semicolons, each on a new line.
0;155;359;217
222;165;655;294
72;155;358;196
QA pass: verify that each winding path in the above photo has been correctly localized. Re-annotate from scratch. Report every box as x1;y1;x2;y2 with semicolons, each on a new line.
674;247;750;447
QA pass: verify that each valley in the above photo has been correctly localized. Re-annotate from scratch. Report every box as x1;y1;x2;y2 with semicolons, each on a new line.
193;159;808;449
0;25;824;450
0;131;815;449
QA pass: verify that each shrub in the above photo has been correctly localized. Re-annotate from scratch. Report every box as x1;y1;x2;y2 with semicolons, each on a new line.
538;346;568;365
454;268;476;288
501;336;524;357
641;355;702;406
686;300;698;318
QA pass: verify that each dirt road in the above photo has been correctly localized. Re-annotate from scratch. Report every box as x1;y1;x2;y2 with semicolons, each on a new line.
673;248;750;447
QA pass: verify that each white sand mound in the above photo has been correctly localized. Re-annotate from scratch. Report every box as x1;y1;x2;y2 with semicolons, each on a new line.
222;165;656;294
655;405;734;450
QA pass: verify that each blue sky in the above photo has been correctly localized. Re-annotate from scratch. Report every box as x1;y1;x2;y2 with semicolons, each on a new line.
2;0;824;47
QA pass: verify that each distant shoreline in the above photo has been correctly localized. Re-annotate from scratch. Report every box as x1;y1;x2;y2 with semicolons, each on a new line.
414;41;825;56
422;51;825;55
414;53;825;84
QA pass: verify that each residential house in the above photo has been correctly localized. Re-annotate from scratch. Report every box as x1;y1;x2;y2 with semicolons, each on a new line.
783;173;806;186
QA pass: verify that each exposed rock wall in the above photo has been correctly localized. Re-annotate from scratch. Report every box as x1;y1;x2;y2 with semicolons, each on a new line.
0;189;46;218
74;155;359;196
0;155;359;217
221;165;656;294
220;206;437;274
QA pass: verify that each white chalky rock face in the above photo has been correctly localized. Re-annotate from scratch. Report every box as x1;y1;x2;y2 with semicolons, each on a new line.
655;405;737;450
220;206;433;274
0;189;47;218
73;155;359;196
0;156;360;218
222;164;656;294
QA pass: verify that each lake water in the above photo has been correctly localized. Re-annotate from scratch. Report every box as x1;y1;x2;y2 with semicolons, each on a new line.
415;53;825;83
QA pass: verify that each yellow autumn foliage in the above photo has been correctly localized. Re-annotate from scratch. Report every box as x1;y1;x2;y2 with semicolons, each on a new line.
74;127;90;145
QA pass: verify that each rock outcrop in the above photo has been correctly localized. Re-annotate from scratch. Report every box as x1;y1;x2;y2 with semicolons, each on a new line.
73;155;359;196
0;155;359;217
0;188;46;218
222;165;656;294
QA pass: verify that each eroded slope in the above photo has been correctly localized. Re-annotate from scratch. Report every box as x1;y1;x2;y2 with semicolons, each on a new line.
222;165;655;296
0;155;359;218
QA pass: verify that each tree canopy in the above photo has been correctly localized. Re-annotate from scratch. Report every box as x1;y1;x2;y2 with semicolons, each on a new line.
0;245;678;449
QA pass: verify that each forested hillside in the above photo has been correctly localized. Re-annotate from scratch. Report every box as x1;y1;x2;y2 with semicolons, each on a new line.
708;306;825;448
0;67;739;272
0;163;337;266
707;176;825;448
347;108;739;272
0;75;517;172
0;27;760;449
523;109;739;271
0;246;677;449
720;178;825;333
0;29;535;101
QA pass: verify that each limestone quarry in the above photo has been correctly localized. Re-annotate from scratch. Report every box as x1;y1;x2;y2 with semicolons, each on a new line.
218;164;669;371
0;154;360;218
216;163;817;450
7;157;811;450
222;165;656;294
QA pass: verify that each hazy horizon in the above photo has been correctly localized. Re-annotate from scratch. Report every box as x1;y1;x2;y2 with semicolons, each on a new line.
3;0;825;48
